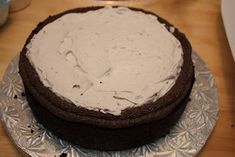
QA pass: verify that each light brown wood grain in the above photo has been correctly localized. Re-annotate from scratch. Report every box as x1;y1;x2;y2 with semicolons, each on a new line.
0;0;235;156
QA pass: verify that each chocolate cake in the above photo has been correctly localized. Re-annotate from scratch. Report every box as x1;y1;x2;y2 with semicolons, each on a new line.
19;6;194;150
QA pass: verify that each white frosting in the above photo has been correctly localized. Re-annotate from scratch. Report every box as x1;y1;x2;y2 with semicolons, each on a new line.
26;7;183;115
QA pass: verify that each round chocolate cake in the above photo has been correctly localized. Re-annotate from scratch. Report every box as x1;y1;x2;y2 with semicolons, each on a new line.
19;6;194;150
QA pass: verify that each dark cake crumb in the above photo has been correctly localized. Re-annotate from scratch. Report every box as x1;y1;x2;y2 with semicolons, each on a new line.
21;92;25;97
80;93;83;96
28;125;31;128
99;81;103;84
14;95;18;99
138;32;143;36
73;84;80;88
60;153;67;157
231;124;234;128
31;129;34;133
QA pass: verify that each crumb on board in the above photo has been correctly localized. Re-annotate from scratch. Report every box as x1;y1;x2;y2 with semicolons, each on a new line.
60;153;67;157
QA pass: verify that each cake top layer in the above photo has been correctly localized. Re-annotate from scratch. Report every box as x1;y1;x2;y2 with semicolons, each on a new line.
26;7;183;115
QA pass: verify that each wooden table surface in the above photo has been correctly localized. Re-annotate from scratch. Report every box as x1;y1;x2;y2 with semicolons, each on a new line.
0;0;234;156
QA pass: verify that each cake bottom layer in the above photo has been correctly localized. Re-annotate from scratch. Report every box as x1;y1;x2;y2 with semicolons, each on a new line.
24;85;193;151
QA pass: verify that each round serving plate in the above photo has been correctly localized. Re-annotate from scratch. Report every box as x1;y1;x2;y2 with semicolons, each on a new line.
0;52;219;157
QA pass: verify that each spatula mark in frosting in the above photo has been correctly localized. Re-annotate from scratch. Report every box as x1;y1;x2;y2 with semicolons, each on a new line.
96;90;133;94
113;96;137;105
160;75;176;82
59;36;87;73
37;68;53;87
65;51;87;73
102;67;112;77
